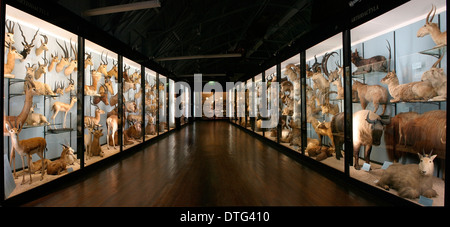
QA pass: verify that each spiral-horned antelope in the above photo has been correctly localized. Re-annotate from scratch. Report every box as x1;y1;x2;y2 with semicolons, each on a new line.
56;39;70;73
417;5;447;47
17;23;39;61
51;97;77;129
6;122;46;185
35;34;48;56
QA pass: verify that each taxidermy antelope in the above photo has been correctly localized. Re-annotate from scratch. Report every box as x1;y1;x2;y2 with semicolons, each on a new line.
46;144;74;175
17;24;39;61
107;59;119;81
6;122;46;185
34;57;49;80
106;115;120;149
4;81;37;137
25;103;50;126
51;96;77;129
85;52;94;69
53;81;65;96
93;84;110;105
3;44;23;78
64;40;77;76
417;5;447;47
65;78;76;94
25;68;55;96
84;104;105;128
5;19;15;47
91;128;104;157
56;39;70;73
381;71;436;102
35;34;48;56
85;70;102;96
84;127;94;160
48;52;60;72
98;51;109;76
352;79;388;115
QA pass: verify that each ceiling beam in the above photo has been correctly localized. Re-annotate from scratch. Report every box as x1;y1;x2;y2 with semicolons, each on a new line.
155;53;242;61
83;0;161;16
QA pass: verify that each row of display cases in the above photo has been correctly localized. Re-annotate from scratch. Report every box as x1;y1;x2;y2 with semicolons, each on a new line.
1;4;191;202
229;1;447;206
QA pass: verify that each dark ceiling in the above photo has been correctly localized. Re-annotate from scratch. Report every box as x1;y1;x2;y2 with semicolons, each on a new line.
47;0;392;83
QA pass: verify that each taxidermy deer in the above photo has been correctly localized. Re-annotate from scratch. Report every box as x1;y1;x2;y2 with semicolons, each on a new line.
50;96;77;129
17;24;39;61
35;34;48;56
64;40;77;76
48;52;60;72
84;104;105;128
85;70;102;96
25;103;50;126
352;40;391;75
3;44;23;78
56;39;70;73
34;57;49;80
4;19;15;47
417;5;447;47
6;122;46;185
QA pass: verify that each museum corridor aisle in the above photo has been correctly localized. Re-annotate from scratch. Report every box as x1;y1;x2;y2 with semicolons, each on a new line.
22;121;388;207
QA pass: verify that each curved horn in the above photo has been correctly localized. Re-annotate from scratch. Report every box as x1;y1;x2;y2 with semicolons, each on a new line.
380;117;391;125
365;113;377;124
430;5;436;22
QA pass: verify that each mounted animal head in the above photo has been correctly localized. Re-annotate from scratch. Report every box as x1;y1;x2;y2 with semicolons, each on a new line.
53;81;65;95
98;51;109;76
107;59;119;80
365;112;390;146
417;5;440;39
35;57;49;80
5;19;15;45
17;24;39;59
350;49;362;64
5;44;23;60
56;39;70;67
36;34;49;55
418;150;437;176
65;78;75;94
85;53;94;68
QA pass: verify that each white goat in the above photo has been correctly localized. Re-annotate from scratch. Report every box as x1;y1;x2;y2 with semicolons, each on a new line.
376;152;438;199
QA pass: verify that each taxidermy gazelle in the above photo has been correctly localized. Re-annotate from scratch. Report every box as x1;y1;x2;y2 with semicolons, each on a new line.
48;52;60;72
417;5;447;47
6;122;46;185
51;96;77;129
56;39;70;73
34;57;49;80
84;104;105;128
17;23;39;61
3;44;23;78
35;34;49;56
4;19;15;48
64;40;78;76
98;51;109;76
85;52;94;69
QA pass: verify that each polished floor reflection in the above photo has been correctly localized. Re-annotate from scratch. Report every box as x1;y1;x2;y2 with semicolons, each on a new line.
22;121;388;206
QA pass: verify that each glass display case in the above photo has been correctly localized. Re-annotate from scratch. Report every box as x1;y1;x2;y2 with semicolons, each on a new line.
144;68;157;140
158;75;168;134
279;55;301;152
2;2;183;202
254;74;263;135
305;34;343;170
84;40;119;165
3;5;80;198
264;66;278;142
348;1;446;206
168;79;175;130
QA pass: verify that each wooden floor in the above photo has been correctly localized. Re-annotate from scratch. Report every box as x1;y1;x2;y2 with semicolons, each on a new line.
21;121;389;207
